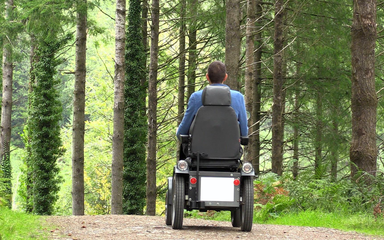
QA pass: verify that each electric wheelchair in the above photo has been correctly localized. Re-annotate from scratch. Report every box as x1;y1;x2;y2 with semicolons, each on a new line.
165;85;255;232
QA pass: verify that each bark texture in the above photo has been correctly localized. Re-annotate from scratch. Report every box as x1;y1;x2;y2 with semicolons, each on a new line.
177;0;186;161
147;0;160;216
350;0;377;178
225;0;241;91
178;0;186;125
245;0;256;166
111;0;126;214
292;88;299;180
251;0;262;175
187;0;197;100
72;0;87;216
0;0;14;208
244;0;256;123
314;90;323;179
141;0;148;88
272;0;285;176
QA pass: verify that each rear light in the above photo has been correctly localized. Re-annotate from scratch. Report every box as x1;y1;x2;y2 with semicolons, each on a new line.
177;160;188;171
242;162;253;174
190;177;197;184
234;179;240;186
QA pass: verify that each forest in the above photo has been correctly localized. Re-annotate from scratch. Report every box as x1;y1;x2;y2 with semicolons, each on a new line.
0;0;384;222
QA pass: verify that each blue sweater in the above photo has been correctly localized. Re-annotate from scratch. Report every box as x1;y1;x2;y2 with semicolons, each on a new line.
176;83;248;139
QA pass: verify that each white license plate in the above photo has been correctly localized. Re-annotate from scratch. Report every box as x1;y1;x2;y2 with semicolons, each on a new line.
200;177;234;202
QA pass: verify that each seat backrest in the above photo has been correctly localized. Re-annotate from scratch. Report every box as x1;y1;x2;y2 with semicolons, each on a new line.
189;86;240;159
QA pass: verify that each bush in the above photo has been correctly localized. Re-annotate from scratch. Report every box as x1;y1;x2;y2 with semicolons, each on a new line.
0;169;11;207
254;171;384;222
285;171;384;214
254;173;295;222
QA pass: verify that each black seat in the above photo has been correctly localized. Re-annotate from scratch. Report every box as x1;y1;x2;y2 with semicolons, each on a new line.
182;86;242;170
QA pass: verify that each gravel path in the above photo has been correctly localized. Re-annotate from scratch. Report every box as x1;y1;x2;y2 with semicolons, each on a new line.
46;215;384;240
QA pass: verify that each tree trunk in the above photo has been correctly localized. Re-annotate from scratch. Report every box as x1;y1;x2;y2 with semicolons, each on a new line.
272;0;285;176
25;36;36;213
111;0;126;215
177;0;186;161
350;0;377;179
225;0;241;91
178;0;186;125
330;117;339;182
244;0;256;164
72;0;87;216
123;0;147;215
251;0;262;175
29;37;66;215
314;89;323;179
292;56;300;180
187;0;197;100
146;0;159;216
0;0;14;209
141;0;148;88
292;88;299;180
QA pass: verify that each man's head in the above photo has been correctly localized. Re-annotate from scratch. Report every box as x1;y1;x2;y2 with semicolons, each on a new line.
206;61;228;84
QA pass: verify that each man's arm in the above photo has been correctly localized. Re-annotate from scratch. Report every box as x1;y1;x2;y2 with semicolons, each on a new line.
176;94;197;139
238;95;248;137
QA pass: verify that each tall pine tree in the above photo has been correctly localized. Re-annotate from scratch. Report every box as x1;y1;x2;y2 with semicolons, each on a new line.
22;0;72;215
72;0;87;216
147;0;159;216
111;0;126;214
28;38;68;214
1;0;15;209
123;0;147;215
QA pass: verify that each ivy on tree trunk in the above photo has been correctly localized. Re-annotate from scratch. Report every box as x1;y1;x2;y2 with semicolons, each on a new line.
123;0;147;215
29;37;68;215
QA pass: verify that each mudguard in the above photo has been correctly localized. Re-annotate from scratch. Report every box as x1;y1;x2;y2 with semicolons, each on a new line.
167;176;173;205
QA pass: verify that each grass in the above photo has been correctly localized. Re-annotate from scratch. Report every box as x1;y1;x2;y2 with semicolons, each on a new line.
260;210;384;237
187;209;384;237
0;207;48;240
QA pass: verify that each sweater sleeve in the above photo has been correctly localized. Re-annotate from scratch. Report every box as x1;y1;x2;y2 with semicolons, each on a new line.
176;94;197;139
238;94;249;137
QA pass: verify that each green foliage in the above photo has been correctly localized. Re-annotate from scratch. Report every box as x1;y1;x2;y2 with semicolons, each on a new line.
286;172;384;214
52;3;116;214
186;210;231;221
0;206;48;239
266;210;384;236
21;0;75;42
123;0;147;215
1;153;12;208
26;36;71;215
253;172;384;223
254;173;295;221
18;128;34;213
0;169;11;207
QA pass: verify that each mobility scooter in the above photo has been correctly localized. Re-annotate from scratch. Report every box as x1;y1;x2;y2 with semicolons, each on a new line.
165;86;255;232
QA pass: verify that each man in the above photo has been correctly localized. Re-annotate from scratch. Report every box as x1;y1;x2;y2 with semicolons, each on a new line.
176;61;248;139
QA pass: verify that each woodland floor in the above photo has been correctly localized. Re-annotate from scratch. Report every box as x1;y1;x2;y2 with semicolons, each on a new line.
44;215;384;240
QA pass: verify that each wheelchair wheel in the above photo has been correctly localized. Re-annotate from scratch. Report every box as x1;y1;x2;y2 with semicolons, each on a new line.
165;189;172;225
231;208;241;227
241;177;254;232
172;174;185;229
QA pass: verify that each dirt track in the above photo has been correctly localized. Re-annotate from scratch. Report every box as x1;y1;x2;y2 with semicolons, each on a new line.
45;215;384;240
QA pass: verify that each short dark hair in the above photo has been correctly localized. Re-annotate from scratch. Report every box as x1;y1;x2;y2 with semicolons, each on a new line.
207;61;226;83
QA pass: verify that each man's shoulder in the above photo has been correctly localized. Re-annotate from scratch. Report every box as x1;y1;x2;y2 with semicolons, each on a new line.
230;89;244;99
190;89;204;98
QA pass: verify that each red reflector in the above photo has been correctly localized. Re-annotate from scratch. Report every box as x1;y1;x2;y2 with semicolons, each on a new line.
190;177;197;184
234;179;240;186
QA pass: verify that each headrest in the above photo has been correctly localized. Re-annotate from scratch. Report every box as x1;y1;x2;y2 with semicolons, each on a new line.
202;86;231;106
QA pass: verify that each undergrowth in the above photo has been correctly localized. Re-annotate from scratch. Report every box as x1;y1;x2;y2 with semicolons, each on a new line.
266;210;384;236
0;207;47;240
187;171;384;236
